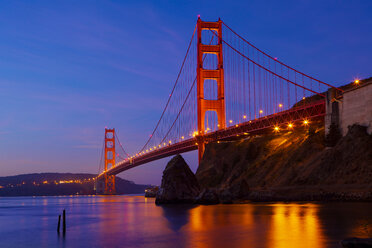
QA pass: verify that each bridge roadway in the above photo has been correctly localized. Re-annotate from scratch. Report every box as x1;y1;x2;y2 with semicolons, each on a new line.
97;100;325;180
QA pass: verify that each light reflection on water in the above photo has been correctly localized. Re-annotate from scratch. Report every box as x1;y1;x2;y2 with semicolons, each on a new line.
0;196;370;248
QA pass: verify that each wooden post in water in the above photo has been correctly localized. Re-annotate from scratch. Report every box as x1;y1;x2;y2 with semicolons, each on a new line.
62;210;66;233
57;214;61;233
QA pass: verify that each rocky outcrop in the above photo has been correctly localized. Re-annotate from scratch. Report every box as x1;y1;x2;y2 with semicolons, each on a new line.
155;155;200;204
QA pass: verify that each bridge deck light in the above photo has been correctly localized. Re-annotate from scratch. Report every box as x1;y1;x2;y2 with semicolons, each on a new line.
169;140;172;144
229;120;233;123
235;124;238;127
274;126;280;132
259;110;263;114
243;115;247;119
181;136;184;139
354;79;360;85
278;103;283;108
303;119;309;125
288;123;293;129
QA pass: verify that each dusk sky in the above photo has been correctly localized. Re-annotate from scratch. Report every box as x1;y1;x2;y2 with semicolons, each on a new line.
0;0;371;185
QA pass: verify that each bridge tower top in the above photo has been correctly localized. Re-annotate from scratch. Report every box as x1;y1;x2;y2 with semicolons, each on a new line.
196;17;226;161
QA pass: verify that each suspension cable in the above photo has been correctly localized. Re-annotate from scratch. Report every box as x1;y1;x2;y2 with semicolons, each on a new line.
139;24;197;153
221;21;343;92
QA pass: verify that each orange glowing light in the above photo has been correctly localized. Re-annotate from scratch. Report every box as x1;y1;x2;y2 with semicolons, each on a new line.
235;124;238;127
274;126;280;132
259;110;263;114
229;120;233;123
278;103;283;108
288;123;293;128
354;79;360;84
169;140;172;144
243;115;247;119
303;120;309;125
181;136;184;139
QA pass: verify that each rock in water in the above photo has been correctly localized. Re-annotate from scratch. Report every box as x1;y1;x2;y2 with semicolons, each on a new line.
155;155;200;204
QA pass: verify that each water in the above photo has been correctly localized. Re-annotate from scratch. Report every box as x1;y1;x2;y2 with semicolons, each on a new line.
0;196;371;248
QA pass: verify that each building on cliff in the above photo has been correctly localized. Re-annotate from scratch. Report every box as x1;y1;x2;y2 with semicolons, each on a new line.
326;78;372;136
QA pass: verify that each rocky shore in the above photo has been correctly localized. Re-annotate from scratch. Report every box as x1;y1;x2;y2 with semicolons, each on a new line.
156;124;372;204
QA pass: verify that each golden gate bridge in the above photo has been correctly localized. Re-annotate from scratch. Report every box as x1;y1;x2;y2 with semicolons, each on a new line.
96;17;343;194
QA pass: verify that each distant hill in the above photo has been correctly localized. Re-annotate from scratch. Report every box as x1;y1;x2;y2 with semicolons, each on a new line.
0;173;152;196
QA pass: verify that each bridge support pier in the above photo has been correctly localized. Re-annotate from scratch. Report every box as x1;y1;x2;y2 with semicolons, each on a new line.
197;17;226;162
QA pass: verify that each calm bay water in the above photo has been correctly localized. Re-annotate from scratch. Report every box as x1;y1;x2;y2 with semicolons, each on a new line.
0;196;371;248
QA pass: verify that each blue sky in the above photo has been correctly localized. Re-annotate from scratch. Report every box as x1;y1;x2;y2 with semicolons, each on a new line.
0;0;371;185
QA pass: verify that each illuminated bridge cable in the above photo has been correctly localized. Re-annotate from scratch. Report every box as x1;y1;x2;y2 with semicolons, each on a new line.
157;32;217;145
221;21;343;93
208;29;326;97
139;24;197;153
97;135;105;175
115;132;130;158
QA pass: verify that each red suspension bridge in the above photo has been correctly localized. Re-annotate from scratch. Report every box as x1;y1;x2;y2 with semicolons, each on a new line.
96;18;343;194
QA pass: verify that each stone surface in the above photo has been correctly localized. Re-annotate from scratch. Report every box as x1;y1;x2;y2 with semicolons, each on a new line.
155;155;200;204
196;188;220;205
219;189;233;204
341;81;372;136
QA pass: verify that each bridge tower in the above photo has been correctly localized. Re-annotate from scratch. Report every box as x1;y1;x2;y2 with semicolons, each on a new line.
196;17;226;161
104;128;116;194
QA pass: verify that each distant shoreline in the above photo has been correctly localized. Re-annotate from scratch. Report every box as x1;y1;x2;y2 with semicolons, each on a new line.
0;173;151;197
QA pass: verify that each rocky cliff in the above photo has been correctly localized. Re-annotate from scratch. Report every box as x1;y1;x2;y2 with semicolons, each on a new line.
196;124;372;202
